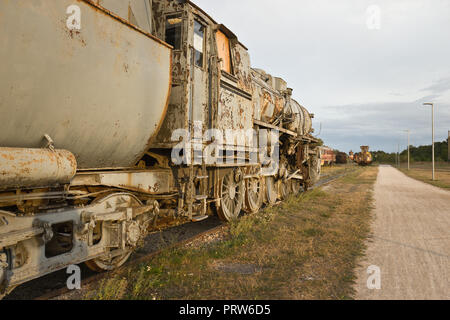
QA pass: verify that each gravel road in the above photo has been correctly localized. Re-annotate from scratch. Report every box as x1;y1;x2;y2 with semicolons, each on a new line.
355;165;449;300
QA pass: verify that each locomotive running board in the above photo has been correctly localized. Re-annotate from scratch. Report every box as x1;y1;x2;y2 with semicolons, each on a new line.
71;169;174;195
253;120;320;144
253;119;298;137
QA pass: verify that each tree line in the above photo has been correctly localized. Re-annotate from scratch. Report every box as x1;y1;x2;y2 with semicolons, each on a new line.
372;139;449;164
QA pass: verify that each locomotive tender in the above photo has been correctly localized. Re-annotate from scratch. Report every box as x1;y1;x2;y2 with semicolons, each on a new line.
0;0;321;297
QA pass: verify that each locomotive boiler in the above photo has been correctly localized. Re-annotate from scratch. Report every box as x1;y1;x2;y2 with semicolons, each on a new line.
0;0;321;297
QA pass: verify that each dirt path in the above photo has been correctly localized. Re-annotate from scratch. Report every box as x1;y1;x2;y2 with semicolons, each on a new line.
355;166;449;300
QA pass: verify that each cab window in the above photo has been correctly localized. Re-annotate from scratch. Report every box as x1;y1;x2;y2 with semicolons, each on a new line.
165;15;182;50
193;20;205;68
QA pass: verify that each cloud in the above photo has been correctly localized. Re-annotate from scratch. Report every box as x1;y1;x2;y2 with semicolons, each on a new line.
316;99;450;152
421;78;450;96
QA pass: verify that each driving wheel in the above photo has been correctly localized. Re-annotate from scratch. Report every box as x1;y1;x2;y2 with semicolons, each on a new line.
217;170;245;222
244;178;263;214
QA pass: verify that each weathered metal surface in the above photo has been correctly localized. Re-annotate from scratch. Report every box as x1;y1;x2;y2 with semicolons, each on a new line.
251;69;285;123
0;0;171;169
151;0;190;147
0;148;77;190
251;69;313;137
285;100;313;136
232;41;254;95
217;37;254;136
218;80;253;132
71;170;174;194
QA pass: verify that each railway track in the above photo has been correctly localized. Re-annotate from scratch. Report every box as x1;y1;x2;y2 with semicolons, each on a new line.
35;223;226;300
5;168;356;300
313;167;358;189
4;217;223;300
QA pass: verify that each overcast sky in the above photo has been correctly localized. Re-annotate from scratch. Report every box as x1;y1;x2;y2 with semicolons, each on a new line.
194;0;450;152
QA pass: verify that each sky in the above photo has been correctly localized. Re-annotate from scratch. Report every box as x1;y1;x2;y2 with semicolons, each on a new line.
193;0;450;153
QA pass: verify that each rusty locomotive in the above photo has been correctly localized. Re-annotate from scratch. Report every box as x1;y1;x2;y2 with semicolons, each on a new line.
0;0;321;297
349;151;355;161
319;146;336;166
354;146;373;166
335;152;348;164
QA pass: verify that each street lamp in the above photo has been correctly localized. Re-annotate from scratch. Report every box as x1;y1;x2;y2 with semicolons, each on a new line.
422;103;435;181
403;130;410;171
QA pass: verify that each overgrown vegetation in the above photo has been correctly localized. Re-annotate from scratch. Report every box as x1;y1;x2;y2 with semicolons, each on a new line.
86;167;378;300
320;163;356;177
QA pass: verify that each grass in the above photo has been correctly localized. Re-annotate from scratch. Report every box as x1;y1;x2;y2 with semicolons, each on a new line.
85;166;378;300
398;162;450;189
320;163;358;177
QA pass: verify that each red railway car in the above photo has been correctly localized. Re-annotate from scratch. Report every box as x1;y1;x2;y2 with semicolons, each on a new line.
320;146;336;166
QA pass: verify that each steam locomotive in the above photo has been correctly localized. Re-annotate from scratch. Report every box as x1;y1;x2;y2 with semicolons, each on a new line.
354;146;373;166
0;0;321;296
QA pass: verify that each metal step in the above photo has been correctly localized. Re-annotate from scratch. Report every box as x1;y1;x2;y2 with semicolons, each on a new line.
191;215;209;222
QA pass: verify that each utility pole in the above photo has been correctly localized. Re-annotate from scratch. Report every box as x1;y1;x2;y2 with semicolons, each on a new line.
398;144;400;168
404;130;410;170
394;144;398;167
423;103;435;181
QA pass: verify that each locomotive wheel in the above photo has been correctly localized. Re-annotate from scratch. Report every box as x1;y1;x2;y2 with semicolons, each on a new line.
244;178;263;214
308;156;321;187
84;193;144;272
278;179;289;200
217;171;245;222
85;252;132;272
291;180;302;194
265;177;278;205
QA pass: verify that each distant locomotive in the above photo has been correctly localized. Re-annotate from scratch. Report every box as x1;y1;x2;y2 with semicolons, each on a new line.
349;151;355;161
0;0;321;296
335;152;348;164
354;146;373;166
320;147;336;166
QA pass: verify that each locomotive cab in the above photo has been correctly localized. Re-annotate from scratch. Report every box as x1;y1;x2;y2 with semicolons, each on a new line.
151;0;254;150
